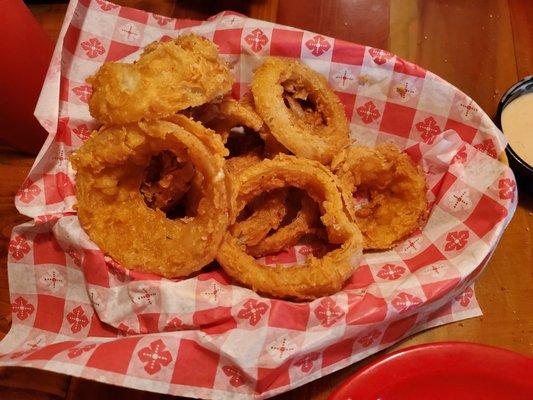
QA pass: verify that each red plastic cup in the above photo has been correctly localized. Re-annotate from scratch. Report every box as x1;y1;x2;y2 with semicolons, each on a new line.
0;0;54;155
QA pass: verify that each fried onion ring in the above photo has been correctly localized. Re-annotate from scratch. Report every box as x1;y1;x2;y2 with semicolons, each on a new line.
225;149;263;176
189;95;287;157
139;151;195;212
190;97;263;142
246;193;318;257
71;115;229;277
231;189;288;247
216;155;363;300
88;34;234;124
331;144;428;250
251;57;349;164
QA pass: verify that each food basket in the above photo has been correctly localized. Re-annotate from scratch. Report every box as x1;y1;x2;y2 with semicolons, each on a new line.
0;1;516;398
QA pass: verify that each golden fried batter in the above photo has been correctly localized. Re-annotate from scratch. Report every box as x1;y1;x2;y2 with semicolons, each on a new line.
246;194;318;257
331;144;428;250
87;34;234;124
252;57;349;164
139;151;195;212
217;155;363;300
71;116;229;277
231;189;288;247
190;97;263;141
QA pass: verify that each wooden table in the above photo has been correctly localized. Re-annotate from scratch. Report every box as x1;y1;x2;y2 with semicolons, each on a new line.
1;0;531;398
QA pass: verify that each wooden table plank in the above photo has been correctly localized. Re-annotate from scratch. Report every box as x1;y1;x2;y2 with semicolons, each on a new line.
390;0;518;118
0;367;69;398
277;0;390;50
112;0;175;15
167;0;280;21
90;0;280;27
249;0;279;22
508;0;533;78
65;378;167;400
1;1;531;399
0;387;63;400
25;4;68;42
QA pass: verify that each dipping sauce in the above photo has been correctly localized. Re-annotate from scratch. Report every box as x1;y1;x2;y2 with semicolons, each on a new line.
501;92;533;167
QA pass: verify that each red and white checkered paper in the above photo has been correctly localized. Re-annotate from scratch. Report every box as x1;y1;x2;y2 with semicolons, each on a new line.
1;0;517;398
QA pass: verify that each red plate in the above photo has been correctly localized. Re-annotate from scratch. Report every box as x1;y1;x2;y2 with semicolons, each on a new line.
328;342;533;400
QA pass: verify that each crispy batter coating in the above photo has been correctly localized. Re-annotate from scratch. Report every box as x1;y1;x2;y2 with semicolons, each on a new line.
190;97;263;141
225;149;263;176
191;96;288;159
251;57;349;164
246;194;318;257
74;32;427;300
217;155;363;300
231;189;288;247
139;151;195;212
224;149;264;221
71;34;374;300
71;115;229;277
87;34;234;124
331;144;428;250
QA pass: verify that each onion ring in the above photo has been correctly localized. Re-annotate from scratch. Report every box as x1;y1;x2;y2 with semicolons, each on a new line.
183;172;204;217
190;97;263;142
231;189;288;247
251;57;349;164
331;144;428;250
189;95;287;157
246;193;318;257
224;149;264;222
71;115;229;277
216;155;363;300
225;149;263;177
88;34;234;124
139;151;195;212
260;126;289;158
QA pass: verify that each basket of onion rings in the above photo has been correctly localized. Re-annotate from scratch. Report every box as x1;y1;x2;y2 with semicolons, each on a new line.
1;2;516;399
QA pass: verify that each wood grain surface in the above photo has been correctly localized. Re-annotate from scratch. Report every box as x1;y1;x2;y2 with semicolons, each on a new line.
1;1;531;399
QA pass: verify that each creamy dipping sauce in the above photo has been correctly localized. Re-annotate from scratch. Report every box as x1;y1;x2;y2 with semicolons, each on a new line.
501;92;533;166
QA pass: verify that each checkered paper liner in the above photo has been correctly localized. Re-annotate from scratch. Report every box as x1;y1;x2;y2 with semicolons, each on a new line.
0;0;517;398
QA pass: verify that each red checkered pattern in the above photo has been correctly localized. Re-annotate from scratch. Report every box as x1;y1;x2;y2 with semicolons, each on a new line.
2;1;517;398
